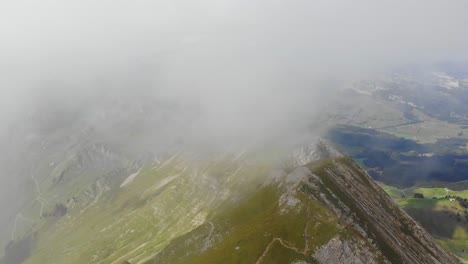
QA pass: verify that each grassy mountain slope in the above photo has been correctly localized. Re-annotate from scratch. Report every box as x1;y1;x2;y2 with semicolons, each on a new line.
21;153;277;264
147;157;460;264
3;143;460;264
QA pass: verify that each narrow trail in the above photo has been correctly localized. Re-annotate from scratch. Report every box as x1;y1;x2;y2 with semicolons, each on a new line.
11;214;35;240
256;209;313;264
31;169;49;218
80;180;104;215
201;221;215;252
303;210;311;255
255;238;304;264
31;172;41;195
400;187;412;198
36;197;46;217
11;167;48;240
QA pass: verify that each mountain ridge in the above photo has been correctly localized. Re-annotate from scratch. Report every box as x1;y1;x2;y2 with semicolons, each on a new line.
145;156;461;264
0;142;461;264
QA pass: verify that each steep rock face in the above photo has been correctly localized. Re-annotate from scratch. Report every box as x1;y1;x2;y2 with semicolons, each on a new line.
303;157;461;264
147;157;460;264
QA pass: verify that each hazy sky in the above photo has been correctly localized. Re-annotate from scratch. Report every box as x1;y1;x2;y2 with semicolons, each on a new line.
0;0;468;142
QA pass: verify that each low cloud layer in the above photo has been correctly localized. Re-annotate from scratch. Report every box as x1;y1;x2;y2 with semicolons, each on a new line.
1;0;468;144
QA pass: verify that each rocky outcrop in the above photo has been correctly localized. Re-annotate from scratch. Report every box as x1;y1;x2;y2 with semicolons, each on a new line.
304;157;461;264
314;236;383;264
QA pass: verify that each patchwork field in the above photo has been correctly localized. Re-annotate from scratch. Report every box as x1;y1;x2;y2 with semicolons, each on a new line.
379;182;468;262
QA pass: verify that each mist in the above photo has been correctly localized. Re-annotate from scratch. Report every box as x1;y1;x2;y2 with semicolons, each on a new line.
0;0;467;202
1;0;467;148
1;0;468;259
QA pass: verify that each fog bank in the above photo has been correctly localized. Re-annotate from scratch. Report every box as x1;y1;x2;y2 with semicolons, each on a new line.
0;0;467;145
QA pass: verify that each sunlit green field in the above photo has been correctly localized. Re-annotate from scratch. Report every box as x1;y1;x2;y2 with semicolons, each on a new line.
380;182;468;262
